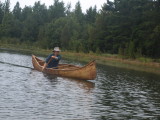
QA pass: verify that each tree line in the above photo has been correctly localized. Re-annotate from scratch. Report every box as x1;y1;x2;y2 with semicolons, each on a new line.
0;0;160;58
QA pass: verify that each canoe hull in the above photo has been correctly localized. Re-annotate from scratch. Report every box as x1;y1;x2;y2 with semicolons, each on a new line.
32;55;96;80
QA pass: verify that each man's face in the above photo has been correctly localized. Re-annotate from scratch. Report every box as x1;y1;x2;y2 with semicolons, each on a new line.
54;51;59;56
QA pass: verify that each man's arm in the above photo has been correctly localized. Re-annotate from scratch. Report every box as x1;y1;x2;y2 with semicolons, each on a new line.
46;54;52;63
42;54;52;71
42;55;60;71
42;63;47;71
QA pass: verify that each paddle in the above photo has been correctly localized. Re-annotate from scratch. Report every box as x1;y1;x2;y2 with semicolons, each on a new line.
47;57;53;65
0;61;33;69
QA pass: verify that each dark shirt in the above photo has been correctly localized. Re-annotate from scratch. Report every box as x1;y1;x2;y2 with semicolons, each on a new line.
45;54;61;68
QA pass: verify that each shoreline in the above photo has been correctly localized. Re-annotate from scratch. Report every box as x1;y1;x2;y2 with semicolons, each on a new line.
0;44;160;75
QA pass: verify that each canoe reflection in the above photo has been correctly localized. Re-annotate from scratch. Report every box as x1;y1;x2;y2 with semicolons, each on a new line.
66;78;95;92
43;73;95;91
43;73;58;80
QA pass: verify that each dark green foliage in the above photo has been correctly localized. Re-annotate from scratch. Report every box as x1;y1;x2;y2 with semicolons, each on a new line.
0;2;4;24
86;6;97;24
21;6;32;21
4;0;10;14
48;0;65;21
13;2;21;20
0;13;22;38
0;0;160;58
74;1;84;24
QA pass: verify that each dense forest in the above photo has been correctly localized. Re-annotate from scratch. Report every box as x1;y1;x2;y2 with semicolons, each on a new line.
0;0;160;59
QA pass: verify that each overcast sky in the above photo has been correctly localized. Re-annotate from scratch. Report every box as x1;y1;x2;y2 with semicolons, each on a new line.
1;0;108;12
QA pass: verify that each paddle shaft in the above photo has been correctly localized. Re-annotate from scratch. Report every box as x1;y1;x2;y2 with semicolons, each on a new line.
0;61;33;69
47;57;53;65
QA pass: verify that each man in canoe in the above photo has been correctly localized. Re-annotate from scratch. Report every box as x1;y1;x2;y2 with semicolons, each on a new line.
42;47;61;71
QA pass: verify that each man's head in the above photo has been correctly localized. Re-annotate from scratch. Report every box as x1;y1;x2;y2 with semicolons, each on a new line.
53;47;61;56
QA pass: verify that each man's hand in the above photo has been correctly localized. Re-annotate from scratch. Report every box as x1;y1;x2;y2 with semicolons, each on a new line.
52;56;56;59
42;63;47;72
42;66;45;72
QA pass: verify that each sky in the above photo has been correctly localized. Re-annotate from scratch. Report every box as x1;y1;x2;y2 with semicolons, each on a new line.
1;0;108;12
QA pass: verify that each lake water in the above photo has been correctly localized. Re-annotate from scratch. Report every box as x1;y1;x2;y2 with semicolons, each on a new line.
0;50;160;120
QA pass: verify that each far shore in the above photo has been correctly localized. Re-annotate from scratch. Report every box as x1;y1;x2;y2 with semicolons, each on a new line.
0;44;160;75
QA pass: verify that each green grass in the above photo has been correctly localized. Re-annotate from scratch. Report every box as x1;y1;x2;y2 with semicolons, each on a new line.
0;43;160;75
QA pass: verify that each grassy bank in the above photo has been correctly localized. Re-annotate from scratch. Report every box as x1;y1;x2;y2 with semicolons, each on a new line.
0;43;160;75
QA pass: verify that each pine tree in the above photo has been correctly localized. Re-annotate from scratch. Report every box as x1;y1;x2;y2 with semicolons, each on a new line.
13;2;21;20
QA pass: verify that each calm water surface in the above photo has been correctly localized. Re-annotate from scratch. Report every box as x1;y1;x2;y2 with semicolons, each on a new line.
0;50;160;120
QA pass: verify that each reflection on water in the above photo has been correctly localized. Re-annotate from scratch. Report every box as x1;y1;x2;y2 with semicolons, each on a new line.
0;50;160;120
43;73;95;92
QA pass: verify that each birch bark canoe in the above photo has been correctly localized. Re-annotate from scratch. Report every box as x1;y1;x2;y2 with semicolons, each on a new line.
32;55;97;80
